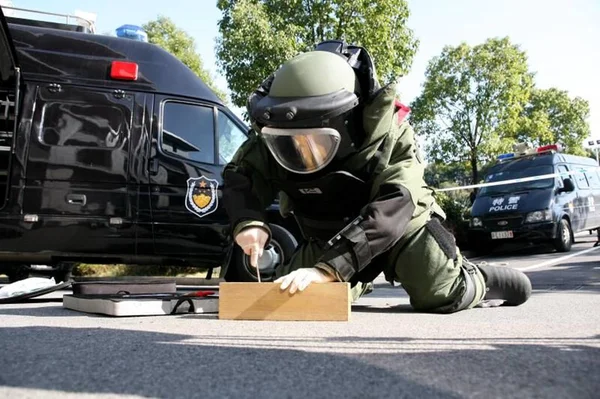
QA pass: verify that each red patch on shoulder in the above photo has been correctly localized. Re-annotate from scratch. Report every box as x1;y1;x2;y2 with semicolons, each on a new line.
394;99;411;123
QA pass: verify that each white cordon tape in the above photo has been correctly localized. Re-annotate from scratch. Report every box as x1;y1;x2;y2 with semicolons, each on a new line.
435;167;600;192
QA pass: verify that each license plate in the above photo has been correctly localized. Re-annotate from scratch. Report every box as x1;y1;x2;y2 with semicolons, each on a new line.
491;231;513;239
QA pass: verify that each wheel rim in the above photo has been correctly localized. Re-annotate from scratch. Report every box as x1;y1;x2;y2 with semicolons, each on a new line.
242;240;284;281
561;221;571;245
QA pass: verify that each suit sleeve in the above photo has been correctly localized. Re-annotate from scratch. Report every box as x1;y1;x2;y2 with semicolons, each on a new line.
316;122;427;282
221;132;278;239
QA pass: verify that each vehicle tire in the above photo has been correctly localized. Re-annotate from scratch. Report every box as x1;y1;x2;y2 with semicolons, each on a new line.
4;264;30;283
472;238;497;256
225;223;298;282
553;218;572;252
53;262;75;283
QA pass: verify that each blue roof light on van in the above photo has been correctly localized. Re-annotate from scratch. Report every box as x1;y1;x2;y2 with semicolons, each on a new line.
497;143;563;162
115;25;148;42
497;153;515;160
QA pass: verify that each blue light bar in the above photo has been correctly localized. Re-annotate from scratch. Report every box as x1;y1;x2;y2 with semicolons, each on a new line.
115;24;148;42
497;153;515;160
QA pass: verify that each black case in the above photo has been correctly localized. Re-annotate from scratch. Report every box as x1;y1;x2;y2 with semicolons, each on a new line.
71;279;177;296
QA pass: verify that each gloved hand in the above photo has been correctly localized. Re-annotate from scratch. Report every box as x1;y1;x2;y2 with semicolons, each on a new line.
274;267;337;294
235;227;269;268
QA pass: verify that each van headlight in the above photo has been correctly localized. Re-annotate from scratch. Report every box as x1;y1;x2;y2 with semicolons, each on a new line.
471;217;482;227
525;210;552;223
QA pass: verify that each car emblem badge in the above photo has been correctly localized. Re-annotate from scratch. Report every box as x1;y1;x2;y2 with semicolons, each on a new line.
185;176;219;218
498;221;508;226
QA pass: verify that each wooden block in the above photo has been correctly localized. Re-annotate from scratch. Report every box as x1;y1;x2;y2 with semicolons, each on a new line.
218;282;351;321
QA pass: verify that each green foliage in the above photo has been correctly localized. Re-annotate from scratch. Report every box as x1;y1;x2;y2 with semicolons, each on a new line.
215;0;419;109
584;147;598;161
73;263;210;277
516;88;591;155
424;161;471;189
433;190;472;247
409;37;534;184
142;16;228;102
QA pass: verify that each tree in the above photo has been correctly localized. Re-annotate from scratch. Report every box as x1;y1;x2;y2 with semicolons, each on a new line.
142;16;227;102
409;37;534;184
215;0;419;109
424;161;470;189
516;88;591;155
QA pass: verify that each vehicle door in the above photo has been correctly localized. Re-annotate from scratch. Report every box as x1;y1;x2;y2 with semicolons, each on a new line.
24;85;136;254
0;6;20;211
148;97;248;262
582;168;600;230
567;163;592;233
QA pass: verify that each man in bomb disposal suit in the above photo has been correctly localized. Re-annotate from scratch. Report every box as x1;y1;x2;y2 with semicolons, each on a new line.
222;40;532;313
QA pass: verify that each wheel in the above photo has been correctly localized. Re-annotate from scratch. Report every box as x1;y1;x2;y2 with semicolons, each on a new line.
53;262;75;283
553;218;572;252
225;223;298;282
3;264;30;283
471;237;498;256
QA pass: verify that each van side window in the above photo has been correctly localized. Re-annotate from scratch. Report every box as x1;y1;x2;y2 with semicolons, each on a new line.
574;167;589;189
161;102;215;164
584;169;600;188
40;103;126;148
217;110;248;165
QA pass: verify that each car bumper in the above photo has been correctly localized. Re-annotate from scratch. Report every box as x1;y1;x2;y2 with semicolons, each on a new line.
468;221;557;242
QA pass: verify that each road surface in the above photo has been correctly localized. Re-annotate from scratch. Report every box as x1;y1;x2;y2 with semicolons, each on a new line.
0;234;599;398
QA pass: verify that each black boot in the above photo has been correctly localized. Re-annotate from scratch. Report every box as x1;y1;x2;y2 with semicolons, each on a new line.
477;264;532;306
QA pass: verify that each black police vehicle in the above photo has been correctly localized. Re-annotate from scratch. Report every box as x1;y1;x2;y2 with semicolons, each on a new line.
468;143;600;254
0;7;300;283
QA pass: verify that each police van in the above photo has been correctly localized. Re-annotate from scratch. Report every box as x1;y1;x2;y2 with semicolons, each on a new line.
0;6;300;283
468;143;600;254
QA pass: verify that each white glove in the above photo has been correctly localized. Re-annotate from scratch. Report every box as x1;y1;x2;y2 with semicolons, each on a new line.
235;227;268;268
274;267;337;294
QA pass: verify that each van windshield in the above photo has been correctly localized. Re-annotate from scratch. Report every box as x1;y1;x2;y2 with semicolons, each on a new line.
479;165;555;196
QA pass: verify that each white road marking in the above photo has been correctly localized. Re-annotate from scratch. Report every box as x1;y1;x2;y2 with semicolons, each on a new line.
517;245;600;271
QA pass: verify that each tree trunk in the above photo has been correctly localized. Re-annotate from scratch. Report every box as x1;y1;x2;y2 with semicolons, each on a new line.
470;151;478;185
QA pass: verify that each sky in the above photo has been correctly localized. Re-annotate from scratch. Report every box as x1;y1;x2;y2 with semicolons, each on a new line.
3;0;600;144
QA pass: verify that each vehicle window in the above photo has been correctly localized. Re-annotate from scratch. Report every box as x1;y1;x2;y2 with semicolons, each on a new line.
557;165;569;188
479;165;554;196
584;170;600;188
557;165;569;175
217;110;248;165
161;102;215;164
40;103;126;148
574;166;589;189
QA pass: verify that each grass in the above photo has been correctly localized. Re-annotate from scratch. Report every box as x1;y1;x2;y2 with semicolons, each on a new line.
72;264;214;278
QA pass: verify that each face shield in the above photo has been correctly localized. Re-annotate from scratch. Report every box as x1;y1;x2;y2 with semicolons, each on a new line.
261;126;341;174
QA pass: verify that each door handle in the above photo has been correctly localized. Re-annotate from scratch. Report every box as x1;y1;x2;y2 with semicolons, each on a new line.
66;194;86;205
149;158;159;176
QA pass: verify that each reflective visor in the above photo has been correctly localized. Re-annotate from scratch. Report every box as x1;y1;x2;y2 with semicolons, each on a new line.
261;127;341;174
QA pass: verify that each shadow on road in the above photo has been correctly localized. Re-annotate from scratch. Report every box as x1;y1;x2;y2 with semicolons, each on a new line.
0;326;598;398
466;233;599;260
525;258;600;293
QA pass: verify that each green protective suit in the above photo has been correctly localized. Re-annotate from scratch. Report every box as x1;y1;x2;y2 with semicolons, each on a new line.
222;83;486;313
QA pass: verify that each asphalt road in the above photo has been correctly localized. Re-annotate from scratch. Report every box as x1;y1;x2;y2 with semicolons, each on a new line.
1;234;599;399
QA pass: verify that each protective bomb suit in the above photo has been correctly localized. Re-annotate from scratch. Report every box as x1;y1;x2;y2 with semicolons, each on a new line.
222;40;532;313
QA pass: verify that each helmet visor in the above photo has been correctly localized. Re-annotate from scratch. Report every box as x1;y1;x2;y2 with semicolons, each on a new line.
261;127;341;174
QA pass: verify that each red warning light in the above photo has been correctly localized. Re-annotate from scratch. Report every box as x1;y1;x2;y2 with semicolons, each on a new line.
537;144;561;153
110;61;138;81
